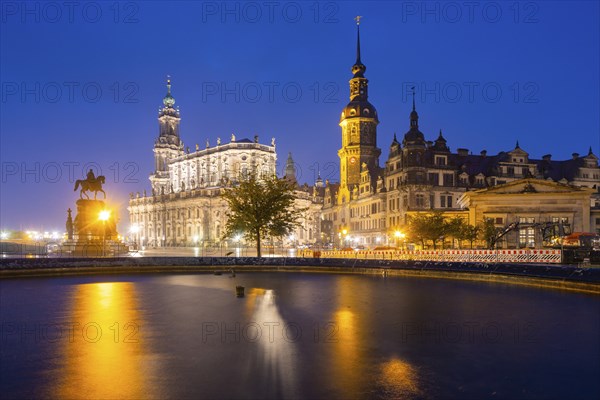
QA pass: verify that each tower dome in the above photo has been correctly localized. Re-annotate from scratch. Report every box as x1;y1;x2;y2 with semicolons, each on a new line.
403;90;425;145
163;78;175;108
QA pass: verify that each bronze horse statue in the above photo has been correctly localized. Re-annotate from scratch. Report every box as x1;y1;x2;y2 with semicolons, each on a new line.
74;175;106;199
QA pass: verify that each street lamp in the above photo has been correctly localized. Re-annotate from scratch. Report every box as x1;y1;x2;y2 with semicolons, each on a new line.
339;228;349;248
394;230;406;249
99;210;110;256
129;224;140;249
233;234;242;257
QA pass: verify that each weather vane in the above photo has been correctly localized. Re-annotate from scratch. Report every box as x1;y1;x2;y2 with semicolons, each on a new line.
355;15;362;25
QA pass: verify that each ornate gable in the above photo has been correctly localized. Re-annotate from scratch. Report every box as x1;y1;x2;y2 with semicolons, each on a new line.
470;178;592;195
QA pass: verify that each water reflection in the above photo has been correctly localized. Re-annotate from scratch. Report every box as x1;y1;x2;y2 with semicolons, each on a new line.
2;273;596;399
243;288;299;398
57;282;154;399
330;277;362;397
377;358;421;398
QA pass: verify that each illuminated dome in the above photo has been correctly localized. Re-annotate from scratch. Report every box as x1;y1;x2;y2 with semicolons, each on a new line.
340;100;379;123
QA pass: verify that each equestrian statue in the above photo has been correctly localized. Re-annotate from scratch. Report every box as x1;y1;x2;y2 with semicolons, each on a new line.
74;169;106;200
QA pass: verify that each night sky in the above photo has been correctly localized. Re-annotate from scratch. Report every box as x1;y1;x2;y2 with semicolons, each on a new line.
1;1;599;232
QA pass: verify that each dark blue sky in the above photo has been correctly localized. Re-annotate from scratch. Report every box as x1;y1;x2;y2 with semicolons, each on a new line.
1;1;599;231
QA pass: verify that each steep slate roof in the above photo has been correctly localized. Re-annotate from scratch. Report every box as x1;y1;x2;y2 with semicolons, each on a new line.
536;158;583;182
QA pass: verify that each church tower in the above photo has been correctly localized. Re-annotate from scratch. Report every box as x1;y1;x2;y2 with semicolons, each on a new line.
285;152;297;183
337;18;381;204
150;78;184;195
401;91;427;183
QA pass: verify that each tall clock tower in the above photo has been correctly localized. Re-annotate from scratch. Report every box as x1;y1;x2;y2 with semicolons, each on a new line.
337;18;381;204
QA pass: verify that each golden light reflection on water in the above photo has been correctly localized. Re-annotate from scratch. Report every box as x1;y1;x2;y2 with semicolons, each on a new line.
331;278;362;397
244;287;268;317
57;282;154;399
377;358;421;398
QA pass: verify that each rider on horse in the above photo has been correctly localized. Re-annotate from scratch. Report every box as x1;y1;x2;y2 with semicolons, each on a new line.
87;169;96;182
74;169;106;200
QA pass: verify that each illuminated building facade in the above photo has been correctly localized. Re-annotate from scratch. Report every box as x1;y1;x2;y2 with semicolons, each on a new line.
128;80;321;248
130;25;600;250
321;22;600;248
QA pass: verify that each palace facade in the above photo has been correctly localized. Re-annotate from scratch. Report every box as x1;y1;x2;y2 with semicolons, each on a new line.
319;23;600;249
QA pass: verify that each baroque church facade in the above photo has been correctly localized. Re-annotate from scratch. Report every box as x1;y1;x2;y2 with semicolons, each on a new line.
127;80;322;248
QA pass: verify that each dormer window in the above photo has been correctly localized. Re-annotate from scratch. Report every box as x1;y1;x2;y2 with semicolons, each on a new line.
434;155;447;166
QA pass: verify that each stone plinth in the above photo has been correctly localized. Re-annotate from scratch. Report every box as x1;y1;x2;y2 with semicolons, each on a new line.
60;200;120;256
73;199;117;242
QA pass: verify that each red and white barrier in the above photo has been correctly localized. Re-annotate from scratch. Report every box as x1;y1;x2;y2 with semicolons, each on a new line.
299;248;562;263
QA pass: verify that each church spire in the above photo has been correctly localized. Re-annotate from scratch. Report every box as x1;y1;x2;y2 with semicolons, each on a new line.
285;152;297;182
163;76;175;108
351;16;366;78
409;87;419;129
152;76;183;195
355;16;362;64
159;76;179;120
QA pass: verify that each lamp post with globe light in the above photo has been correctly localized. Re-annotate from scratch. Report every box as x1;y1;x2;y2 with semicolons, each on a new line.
129;224;140;250
338;228;349;249
394;230;406;249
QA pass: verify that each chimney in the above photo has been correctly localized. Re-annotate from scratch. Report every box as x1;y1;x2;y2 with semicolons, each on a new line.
480;150;487;157
542;154;552;161
457;148;469;157
572;153;579;160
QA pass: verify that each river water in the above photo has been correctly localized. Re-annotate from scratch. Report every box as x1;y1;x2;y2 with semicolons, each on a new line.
1;272;598;399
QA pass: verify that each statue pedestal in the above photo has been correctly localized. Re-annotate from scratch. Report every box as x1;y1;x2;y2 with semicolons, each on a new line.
61;199;119;256
73;199;117;242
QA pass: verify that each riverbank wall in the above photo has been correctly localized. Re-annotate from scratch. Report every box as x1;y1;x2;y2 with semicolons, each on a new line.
2;257;599;294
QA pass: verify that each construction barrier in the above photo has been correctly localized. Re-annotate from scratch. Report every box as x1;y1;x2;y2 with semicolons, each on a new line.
298;249;562;263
